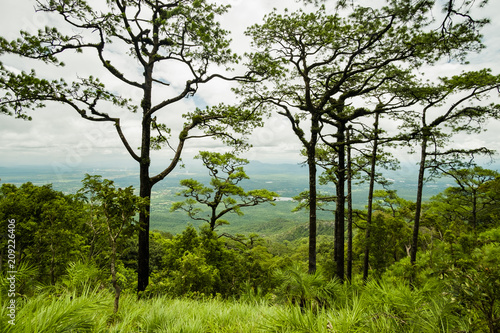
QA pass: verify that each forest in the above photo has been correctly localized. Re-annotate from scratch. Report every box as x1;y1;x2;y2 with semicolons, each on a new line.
1;163;500;332
1;0;500;332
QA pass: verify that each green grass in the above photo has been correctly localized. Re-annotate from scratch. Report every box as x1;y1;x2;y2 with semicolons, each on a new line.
260;279;470;333
1;278;472;333
109;295;279;333
1;291;280;333
1;288;109;333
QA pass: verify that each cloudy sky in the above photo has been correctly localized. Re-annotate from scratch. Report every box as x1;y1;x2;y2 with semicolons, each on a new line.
1;0;500;176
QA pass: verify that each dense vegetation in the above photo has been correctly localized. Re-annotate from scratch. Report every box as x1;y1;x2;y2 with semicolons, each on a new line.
2;0;500;292
1;0;500;331
1;166;499;331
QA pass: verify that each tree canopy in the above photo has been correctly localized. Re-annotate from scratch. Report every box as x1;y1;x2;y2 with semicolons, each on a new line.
171;151;279;231
0;0;265;292
236;0;497;280
1;0;500;315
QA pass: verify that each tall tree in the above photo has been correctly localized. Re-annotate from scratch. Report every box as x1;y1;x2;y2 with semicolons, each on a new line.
399;70;500;273
345;126;354;281
239;0;483;279
324;114;397;281
0;0;260;292
362;112;381;282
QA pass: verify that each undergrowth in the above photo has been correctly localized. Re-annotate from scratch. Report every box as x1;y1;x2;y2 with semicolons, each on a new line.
0;277;472;332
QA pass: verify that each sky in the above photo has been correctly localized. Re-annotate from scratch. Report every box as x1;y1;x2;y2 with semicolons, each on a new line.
1;0;500;178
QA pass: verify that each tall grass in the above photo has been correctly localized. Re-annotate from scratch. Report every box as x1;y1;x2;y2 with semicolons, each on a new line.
1;290;280;332
108;294;280;332
1;287;109;333
261;278;470;333
1;277;472;332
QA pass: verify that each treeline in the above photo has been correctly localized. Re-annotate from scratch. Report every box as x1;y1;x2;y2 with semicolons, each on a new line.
2;0;500;296
1;165;499;331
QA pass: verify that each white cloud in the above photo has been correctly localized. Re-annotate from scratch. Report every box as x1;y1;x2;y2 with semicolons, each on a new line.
1;0;499;171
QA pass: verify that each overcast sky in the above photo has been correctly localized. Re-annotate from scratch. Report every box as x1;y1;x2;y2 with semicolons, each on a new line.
1;0;500;176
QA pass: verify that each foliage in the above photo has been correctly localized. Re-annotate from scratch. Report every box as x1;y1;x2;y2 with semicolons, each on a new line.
0;0;265;293
1;187;499;332
261;278;468;332
396;68;500;270
0;261;39;298
79;174;147;312
444;228;500;333
236;0;495;281
0;183;87;285
146;225;280;298
59;261;104;296
0;288;110;333
432;167;500;230
0;273;473;333
171;151;279;231
0;0;500;328
0;178;145;310
352;190;414;276
273;263;339;309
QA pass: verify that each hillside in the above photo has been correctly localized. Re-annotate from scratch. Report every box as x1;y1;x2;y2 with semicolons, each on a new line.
0;160;462;238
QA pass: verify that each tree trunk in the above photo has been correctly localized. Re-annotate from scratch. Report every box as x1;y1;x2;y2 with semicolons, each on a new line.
210;206;218;231
363;113;380;282
472;190;477;229
50;242;55;285
307;118;319;274
346;126;353;282
137;181;151;294
137;89;153;293
137;65;154;294
110;240;121;313
308;155;317;274
50;217;55;285
334;123;346;282
410;136;428;276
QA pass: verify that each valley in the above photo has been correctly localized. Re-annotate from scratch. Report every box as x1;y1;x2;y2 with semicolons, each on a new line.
0;160;454;237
